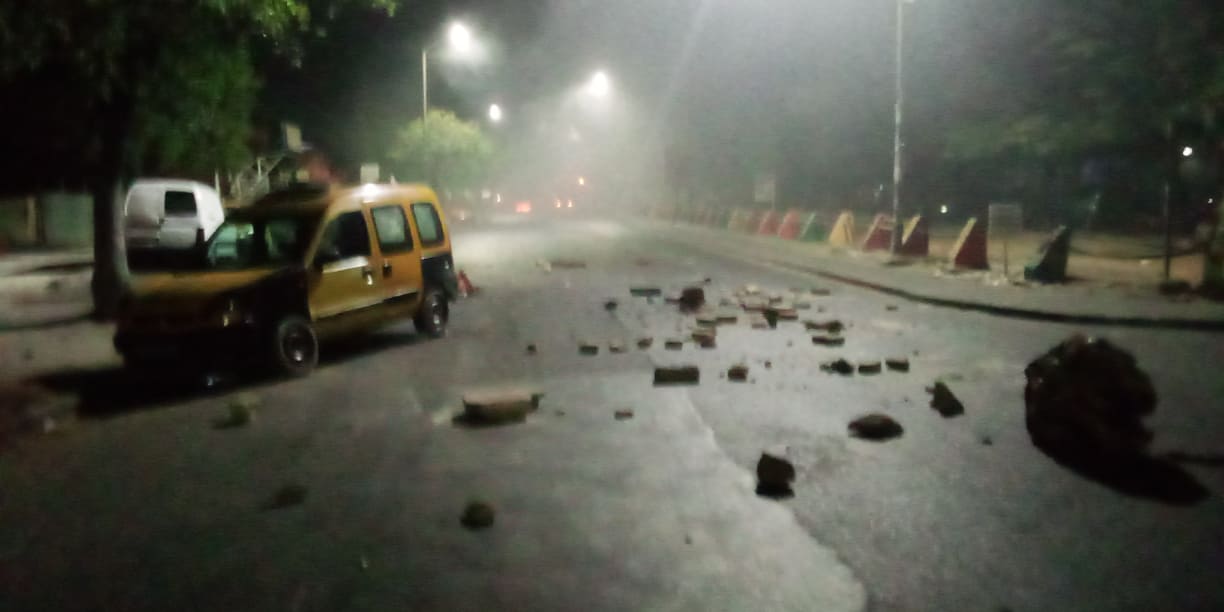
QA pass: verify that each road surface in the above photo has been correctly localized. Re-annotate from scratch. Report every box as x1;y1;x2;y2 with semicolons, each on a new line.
3;214;1223;612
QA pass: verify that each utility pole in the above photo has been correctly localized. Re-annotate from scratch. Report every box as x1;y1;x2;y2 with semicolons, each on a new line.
890;0;911;254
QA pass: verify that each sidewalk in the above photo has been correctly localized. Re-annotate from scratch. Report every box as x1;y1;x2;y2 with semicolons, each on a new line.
647;222;1224;330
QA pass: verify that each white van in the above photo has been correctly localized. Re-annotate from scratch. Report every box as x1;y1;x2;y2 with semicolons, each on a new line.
124;179;225;250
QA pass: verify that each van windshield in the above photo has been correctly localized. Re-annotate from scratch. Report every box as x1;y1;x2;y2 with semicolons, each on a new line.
203;212;321;270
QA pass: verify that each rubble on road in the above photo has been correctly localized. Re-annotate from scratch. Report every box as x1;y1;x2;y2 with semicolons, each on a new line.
654;366;700;385
728;365;749;382
604;299;619;311
716;311;739;324
461;501;495;529
526;343;538;355
821;359;855;375
630;287;662;297
579;342;599;356
614;409;635;420
773;307;799;321
804;320;845;333
460;389;543;425
849;414;904;440
664;338;684;350
637;337;654;349
741;297;768;312
809;287;832;296
927;381;965;417
264;484;308;510
794;301;812;310
550;259;587;269
679;287;706;311
749;315;771;329
696;312;719;327
756;449;796;495
1023;334;1156;459
885;357;910;372
719;297;737;307
737;284;762;296
857;361;882;374
215;394;258;429
886;304;899;311
811;335;846;347
609;341;627;354
762;309;780;328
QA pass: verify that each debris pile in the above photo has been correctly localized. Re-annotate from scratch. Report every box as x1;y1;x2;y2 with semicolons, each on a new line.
654;366;700;386
728;364;749;382
679;287;706;311
461;389;543;425
1023;335;1156;458
756;449;796;495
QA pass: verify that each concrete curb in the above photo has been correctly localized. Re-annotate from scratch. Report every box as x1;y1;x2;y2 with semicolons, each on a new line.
652;222;1224;332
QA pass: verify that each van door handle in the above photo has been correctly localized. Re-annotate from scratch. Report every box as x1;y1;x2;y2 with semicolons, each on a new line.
382;261;393;277
362;266;374;286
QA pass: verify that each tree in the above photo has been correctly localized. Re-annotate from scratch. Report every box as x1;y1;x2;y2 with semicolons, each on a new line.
0;0;398;316
389;110;494;195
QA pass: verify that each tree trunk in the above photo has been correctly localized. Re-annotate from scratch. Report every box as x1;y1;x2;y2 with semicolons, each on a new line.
90;101;133;320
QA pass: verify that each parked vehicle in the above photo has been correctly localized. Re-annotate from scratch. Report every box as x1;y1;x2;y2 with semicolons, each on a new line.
114;183;458;376
124;179;225;251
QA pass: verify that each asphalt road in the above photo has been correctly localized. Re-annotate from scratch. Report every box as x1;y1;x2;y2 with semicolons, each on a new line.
3;213;1223;612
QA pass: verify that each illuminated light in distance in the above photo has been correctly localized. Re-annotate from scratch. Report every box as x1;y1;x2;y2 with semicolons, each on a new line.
939;205;949;214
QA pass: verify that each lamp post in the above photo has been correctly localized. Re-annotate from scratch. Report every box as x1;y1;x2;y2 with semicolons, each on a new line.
421;22;474;121
890;0;915;254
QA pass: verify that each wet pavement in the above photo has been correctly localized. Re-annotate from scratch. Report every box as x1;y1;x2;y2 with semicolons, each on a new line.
2;214;1223;611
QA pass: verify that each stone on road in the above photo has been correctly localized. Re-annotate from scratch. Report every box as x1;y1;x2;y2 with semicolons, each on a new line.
756;448;796;496
848;414;904;441
927;381;966;418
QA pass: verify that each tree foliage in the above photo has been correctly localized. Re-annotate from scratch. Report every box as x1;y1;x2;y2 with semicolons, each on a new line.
389;110;494;193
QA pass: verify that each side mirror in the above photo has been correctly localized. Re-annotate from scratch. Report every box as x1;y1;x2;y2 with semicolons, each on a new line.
312;245;342;270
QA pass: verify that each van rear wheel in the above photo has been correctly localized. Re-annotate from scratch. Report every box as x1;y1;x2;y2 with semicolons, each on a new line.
271;315;318;377
414;287;448;338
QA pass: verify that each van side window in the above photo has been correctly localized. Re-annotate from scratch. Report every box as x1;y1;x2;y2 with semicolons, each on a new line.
411;203;444;246
371;205;413;253
316;211;371;264
164;191;197;216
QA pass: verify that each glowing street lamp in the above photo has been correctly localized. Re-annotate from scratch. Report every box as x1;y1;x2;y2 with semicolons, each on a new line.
578;176;586;186
422;21;480;120
488;103;503;123
587;70;611;98
1182;146;1195;158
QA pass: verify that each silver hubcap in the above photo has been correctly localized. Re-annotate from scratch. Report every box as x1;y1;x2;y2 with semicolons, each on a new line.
282;326;314;365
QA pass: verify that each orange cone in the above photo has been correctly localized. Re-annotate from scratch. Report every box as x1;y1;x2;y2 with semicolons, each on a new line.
457;270;477;297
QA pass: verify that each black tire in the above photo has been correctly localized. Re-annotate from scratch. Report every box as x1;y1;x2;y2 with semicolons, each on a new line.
414;287;449;338
271;315;319;377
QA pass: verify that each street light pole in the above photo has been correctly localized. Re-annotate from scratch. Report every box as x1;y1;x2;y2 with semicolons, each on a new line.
890;0;909;254
421;49;429;121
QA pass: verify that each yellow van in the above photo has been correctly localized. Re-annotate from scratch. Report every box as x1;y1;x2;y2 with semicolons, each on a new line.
114;183;458;376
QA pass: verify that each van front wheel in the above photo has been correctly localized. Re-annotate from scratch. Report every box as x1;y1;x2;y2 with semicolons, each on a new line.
271;315;319;377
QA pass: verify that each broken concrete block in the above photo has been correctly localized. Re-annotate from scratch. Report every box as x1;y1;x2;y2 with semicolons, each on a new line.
804;320;845;333
768;294;787;304
679;287;706;311
811;335;846;347
630;287;662;297
810;287;832;296
614;409;635;420
461;501;495;529
741;298;768;312
696;313;720;327
609;341;627;354
885;357;910;372
885;304;899;311
461;390;542;424
821;359;854;375
526;343;538;355
654;366;700;385
637;337;654;349
579;342;599;356
858;361;882;374
849;414;904;440
664;339;684;350
605;299;619;311
728;364;749;382
1024;335;1156;459
749;316;771;329
756;449;796;493
774;308;799;321
926;381;965;417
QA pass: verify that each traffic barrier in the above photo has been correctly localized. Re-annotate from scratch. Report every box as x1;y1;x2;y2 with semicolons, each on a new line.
949;217;989;269
1023;225;1071;283
898;215;929;256
860;214;895;252
798;213;824;241
756;210;782;235
457;270;477;297
776;209;805;240
827;211;856;247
